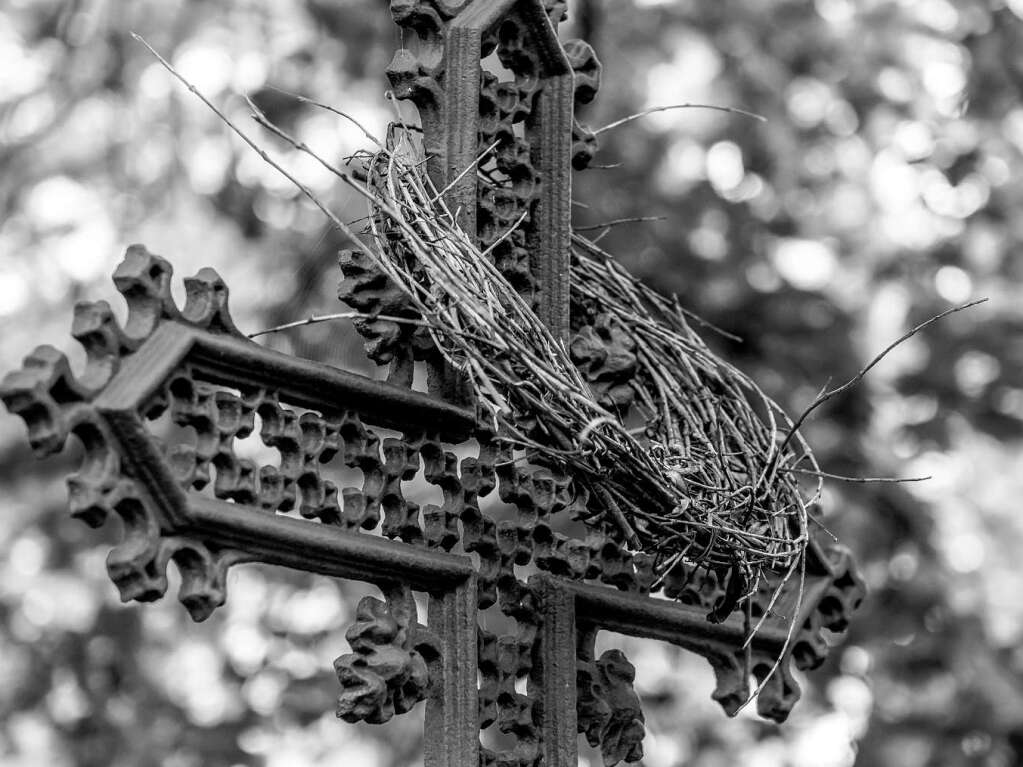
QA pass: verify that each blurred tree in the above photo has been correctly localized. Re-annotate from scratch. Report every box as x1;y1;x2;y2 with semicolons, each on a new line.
2;1;1022;766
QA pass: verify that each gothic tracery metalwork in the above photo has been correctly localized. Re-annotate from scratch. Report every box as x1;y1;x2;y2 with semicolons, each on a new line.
0;3;863;766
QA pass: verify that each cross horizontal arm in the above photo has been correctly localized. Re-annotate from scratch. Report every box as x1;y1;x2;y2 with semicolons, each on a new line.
97;321;477;443
191;332;478;440
189;496;474;590
564;576;818;650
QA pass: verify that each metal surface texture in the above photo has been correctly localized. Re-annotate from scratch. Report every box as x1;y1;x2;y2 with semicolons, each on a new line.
385;0;594;340
0;2;864;766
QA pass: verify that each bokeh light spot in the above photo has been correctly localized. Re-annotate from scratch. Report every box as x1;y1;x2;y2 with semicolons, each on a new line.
706;141;744;194
934;265;972;303
770;238;837;291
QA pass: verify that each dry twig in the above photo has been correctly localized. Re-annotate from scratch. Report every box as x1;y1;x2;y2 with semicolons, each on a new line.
594;102;767;136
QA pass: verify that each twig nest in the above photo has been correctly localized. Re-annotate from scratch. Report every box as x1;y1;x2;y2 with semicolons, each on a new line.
341;132;816;622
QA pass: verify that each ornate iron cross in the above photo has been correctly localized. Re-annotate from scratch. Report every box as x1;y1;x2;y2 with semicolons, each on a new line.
1;2;863;766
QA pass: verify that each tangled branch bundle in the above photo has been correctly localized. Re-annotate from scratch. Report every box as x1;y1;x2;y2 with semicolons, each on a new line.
569;236;815;589
137;34;818;617
348;130;816;611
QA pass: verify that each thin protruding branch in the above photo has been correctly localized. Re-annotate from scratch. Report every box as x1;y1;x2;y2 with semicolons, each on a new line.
777;298;988;458
594;102;767;136
131;33;371;250
249;311;416;339
782;468;932;484
574;216;665;232
242;95;401;221
265;84;386;150
479;210;529;259
429;139;500;203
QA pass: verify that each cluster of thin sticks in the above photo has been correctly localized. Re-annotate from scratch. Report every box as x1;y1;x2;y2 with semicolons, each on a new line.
137;34;984;645
570;235;816;591
331;137;812;597
369;133;816;580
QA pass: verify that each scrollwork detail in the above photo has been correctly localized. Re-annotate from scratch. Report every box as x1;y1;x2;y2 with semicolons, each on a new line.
565;38;602;170
577;632;645;766
334;586;441;724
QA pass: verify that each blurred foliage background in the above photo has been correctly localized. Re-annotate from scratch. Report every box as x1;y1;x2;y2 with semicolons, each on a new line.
1;0;1021;765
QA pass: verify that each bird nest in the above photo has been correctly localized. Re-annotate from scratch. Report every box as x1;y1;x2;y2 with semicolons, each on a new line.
140;23;818;620
336;128;818;621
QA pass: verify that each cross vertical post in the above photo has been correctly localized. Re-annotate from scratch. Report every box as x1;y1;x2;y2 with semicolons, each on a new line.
425;579;481;767
535;576;579;767
388;0;579;339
